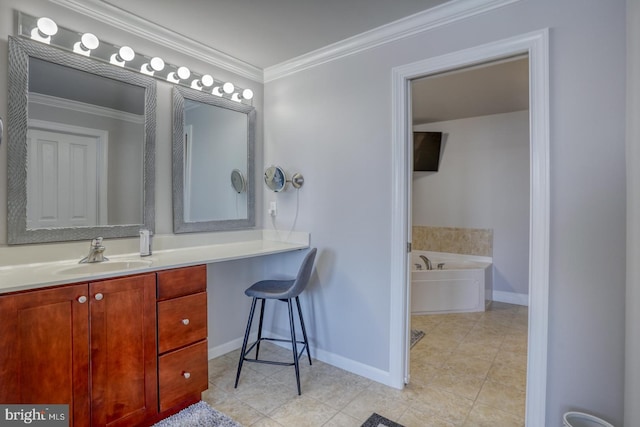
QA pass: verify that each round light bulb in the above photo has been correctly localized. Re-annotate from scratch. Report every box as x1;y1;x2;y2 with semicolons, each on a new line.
37;17;58;36
200;74;214;87
80;33;99;50
222;82;235;94
242;88;254;100
118;46;135;62
149;57;165;71
177;66;191;80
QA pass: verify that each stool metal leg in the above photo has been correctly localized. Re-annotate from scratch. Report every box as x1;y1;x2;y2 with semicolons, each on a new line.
235;297;257;388
255;298;266;360
295;296;312;365
287;298;301;395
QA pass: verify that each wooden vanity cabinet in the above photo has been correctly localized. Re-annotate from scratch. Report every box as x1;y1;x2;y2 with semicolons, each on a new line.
0;284;91;427
0;273;158;427
156;265;208;413
0;265;208;426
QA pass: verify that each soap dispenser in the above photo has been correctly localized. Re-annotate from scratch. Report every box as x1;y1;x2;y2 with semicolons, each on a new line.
139;229;152;257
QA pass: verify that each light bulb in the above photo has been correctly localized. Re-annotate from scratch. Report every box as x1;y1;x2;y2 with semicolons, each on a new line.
191;74;214;90
177;66;191;80
242;88;254;100
141;57;165;75
167;66;191;83
73;33;99;56
110;46;135;67
222;82;235;94
31;17;58;44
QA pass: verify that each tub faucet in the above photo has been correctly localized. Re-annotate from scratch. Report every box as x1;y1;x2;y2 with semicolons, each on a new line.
80;237;109;263
419;255;432;270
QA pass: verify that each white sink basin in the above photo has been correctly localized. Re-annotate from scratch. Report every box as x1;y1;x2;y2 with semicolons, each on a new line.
55;260;152;275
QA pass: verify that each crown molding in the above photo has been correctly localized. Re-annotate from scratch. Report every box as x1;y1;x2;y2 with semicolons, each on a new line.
48;0;263;82
264;0;521;82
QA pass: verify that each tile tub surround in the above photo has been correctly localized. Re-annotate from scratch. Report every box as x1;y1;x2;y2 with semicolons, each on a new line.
205;302;527;426
0;230;309;293
412;226;493;257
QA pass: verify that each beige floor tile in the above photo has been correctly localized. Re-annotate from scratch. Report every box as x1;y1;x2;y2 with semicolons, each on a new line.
323;411;362;427
269;395;337;427
487;362;527;392
411;386;474;425
441;354;493;378
249;417;286;426
429;371;485;401
455;338;502;361
463;402;525;427
398;406;456;427
341;388;408;422
476;379;526;418
202;387;263;426
234;375;300;414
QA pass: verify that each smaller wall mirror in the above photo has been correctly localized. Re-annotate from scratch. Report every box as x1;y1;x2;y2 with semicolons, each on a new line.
172;86;255;233
264;166;286;192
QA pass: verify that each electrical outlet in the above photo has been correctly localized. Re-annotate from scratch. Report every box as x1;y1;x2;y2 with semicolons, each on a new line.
269;201;277;217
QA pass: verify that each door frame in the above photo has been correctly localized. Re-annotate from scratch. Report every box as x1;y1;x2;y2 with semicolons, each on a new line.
389;29;550;426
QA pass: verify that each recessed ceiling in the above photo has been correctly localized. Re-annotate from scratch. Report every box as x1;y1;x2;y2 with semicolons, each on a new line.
411;56;529;124
102;0;449;69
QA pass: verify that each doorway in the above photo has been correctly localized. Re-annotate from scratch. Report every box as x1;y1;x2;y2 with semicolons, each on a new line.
389;30;550;427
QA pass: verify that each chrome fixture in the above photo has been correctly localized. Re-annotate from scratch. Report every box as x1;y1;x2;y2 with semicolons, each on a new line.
18;12;253;105
419;255;432;270
80;237;109;263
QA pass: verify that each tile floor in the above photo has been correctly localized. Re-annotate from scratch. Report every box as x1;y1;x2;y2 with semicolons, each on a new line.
204;302;528;427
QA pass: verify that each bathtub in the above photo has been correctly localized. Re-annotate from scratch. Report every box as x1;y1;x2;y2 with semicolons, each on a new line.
411;251;493;314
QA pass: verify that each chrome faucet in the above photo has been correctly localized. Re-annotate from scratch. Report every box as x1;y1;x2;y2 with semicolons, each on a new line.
80;237;109;263
419;255;432;270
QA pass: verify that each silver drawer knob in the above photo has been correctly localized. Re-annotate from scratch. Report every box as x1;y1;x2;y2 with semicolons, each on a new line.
95;293;104;301
77;296;87;304
182;372;191;379
182;318;190;325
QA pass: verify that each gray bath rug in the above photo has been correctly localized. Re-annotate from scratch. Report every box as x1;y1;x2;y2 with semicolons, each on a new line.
410;329;425;348
152;401;241;427
361;412;405;427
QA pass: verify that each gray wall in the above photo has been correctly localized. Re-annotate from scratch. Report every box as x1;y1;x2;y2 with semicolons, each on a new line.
263;1;626;425
627;1;640;426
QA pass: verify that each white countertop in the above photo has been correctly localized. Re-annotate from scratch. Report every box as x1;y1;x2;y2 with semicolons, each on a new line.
0;231;309;294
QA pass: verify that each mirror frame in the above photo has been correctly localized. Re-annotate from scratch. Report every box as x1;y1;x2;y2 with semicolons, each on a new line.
7;36;156;244
172;86;256;233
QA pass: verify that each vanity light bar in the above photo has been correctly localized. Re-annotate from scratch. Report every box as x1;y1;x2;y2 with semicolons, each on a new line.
18;12;254;105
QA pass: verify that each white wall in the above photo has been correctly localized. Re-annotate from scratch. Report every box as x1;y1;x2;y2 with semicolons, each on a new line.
413;111;530;298
626;1;640;425
264;1;626;425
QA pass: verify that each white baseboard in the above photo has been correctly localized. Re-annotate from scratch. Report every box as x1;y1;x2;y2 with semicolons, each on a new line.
492;290;529;306
209;331;396;388
208;333;258;360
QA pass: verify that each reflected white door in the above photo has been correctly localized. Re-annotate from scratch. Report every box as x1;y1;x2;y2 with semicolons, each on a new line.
27;129;98;228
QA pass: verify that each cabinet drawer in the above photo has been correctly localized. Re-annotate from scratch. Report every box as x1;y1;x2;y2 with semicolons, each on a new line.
158;292;207;354
158;340;208;412
157;265;206;300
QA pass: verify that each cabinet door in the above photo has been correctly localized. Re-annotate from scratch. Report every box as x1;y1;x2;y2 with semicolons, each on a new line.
0;284;90;427
89;273;157;427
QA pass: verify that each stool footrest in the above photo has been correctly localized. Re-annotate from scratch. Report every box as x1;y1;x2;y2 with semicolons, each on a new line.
241;337;310;366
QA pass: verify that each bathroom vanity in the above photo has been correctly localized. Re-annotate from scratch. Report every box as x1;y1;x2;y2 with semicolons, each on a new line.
0;233;309;427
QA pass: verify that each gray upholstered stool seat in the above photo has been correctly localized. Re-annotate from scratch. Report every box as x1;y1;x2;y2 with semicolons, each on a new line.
234;248;317;395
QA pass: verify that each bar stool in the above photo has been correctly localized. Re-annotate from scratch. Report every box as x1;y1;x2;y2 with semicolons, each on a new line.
234;248;317;395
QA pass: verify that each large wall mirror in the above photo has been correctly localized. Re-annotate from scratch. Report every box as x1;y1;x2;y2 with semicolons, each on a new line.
172;86;255;233
7;36;156;244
